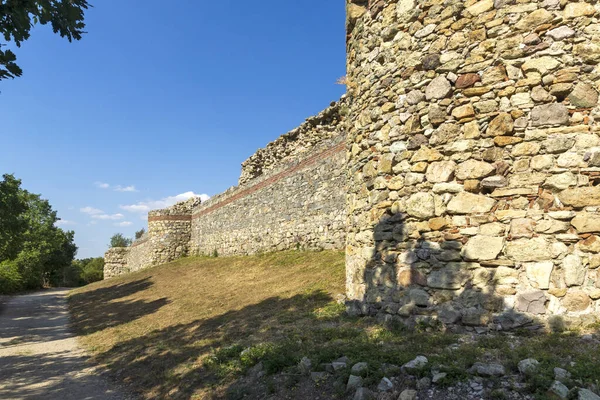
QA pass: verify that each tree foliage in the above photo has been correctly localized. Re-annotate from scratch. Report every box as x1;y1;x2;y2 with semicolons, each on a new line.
0;0;90;80
110;233;132;248
135;228;146;240
0;173;78;293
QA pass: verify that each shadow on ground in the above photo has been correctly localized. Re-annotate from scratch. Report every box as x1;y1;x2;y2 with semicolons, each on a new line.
72;284;335;399
69;278;169;336
0;351;125;400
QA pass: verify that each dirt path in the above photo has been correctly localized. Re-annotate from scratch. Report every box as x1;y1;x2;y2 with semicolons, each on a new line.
0;289;132;400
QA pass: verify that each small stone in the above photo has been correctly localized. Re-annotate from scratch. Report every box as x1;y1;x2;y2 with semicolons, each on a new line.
426;76;452;100
447;192;496;214
415;24;436;39
406;192;436;219
422;54;441;70
427;265;469;289
402;356;428;374
299;357;312;374
347;375;363;390
351;362;368;375
569;82;599;108
573;212;600;233
432;372;447;384
461;235;504;261
523;56;560;75
516;290;547;314
456;73;481;89
554;368;571;382
546;26;576;40
564;2;596;19
515;9;553;30
469;362;506;377
452;104;475;119
563;292;591;312
456;159;495;180
579;236;600;253
518;358;540;375
578;389;600;400
531;104;569;127
564;254;584;287
406;90;425;105
532;85;553;103
481;176;507;189
485;113;514;137
399;389;417;400
526;262;553;289
377;377;393;392
559;187;600;208
548;380;570;399
466;0;494;16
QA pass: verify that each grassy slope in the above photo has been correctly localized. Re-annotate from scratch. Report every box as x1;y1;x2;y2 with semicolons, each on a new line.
69;251;600;400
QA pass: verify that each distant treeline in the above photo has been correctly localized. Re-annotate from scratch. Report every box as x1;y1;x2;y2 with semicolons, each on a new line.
0;174;103;294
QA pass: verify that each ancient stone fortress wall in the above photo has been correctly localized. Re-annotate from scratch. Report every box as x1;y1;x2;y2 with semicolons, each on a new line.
345;0;600;330
103;198;200;278
104;100;348;276
191;100;348;256
104;247;130;279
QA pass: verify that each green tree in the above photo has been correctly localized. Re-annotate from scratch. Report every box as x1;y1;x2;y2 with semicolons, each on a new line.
80;257;103;283
0;174;78;293
135;228;146;240
0;0;90;80
110;233;132;248
0;174;28;260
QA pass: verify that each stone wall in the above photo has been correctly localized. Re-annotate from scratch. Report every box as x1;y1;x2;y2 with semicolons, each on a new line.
191;134;347;256
104;100;348;275
345;0;600;330
239;99;349;185
103;198;200;278
104;247;130;279
126;236;152;273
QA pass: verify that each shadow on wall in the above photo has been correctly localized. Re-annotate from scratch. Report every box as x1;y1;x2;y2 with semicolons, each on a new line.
347;212;593;333
69;278;170;336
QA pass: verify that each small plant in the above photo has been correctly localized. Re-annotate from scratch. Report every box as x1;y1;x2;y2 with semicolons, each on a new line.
212;249;219;258
135;228;146;240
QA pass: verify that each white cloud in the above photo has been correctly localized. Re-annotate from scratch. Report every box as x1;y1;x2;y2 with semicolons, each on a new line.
92;213;124;221
114;221;133;227
114;185;138;193
121;192;210;214
95;182;110;189
55;219;76;226
80;206;104;215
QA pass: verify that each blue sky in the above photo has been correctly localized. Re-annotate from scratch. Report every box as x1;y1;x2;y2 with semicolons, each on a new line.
0;0;346;258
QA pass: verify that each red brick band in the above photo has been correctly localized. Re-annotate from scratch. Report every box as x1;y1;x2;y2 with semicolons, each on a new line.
193;142;345;219
148;215;192;222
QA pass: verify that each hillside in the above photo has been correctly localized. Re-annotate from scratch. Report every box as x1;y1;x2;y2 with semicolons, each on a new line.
69;251;600;400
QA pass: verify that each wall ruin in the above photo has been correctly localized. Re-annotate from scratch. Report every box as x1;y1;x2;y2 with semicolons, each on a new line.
345;0;600;330
104;0;600;330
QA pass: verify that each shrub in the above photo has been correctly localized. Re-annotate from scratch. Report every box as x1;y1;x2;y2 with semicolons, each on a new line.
81;258;104;284
110;233;132;248
135;228;146;240
0;260;23;294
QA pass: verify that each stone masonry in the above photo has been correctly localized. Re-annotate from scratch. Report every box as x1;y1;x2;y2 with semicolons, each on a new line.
345;0;600;330
105;0;600;330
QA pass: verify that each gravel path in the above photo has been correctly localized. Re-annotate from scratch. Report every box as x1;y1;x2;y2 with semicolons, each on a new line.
0;289;132;400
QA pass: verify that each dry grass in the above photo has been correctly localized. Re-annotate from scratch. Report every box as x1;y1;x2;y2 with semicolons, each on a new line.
68;251;345;399
69;251;600;400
